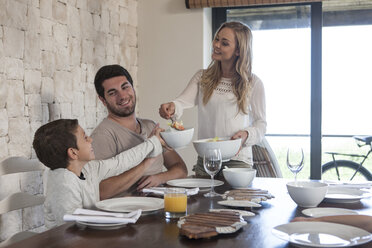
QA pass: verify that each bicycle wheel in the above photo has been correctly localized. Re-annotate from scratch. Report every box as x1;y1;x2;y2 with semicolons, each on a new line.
322;160;372;181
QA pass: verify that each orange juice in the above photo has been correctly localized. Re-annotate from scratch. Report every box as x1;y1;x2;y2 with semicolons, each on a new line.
164;193;187;212
164;188;187;218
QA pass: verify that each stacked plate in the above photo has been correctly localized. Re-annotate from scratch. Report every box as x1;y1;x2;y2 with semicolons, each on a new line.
167;178;224;188
323;186;371;204
272;221;372;247
95;197;164;214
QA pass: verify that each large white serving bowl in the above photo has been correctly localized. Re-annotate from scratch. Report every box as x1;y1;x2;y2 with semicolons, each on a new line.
160;128;194;149
223;168;256;188
287;181;328;208
192;137;241;162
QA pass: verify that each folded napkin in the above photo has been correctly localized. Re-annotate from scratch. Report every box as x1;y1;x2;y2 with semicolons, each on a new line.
63;208;142;224
142;187;199;196
324;180;372;189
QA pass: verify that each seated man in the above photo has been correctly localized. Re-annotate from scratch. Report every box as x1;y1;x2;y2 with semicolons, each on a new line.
33;119;164;228
91;65;187;199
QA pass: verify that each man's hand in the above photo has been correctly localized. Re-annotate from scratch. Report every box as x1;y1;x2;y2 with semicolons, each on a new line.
137;174;163;190
159;102;175;119
99;157;157;200
231;130;249;155
292;217;311;222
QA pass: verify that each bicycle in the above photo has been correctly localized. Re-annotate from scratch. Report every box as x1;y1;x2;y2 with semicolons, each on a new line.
321;136;372;181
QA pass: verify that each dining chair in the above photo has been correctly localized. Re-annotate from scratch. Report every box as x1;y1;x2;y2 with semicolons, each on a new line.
0;157;45;247
252;138;282;178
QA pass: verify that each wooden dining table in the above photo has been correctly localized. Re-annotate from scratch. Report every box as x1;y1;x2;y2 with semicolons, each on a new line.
6;178;372;248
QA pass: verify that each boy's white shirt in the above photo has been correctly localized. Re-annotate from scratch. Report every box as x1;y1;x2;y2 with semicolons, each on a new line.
44;136;162;229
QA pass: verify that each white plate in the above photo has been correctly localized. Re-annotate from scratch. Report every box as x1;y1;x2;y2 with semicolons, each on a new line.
217;200;261;208
324;187;370;203
302;208;358;218
95;197;164;213
272;221;372;247
76;221;127;230
166;178;224;188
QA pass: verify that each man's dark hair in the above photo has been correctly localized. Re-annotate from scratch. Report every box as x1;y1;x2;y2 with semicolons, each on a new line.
94;64;133;99
33;119;79;170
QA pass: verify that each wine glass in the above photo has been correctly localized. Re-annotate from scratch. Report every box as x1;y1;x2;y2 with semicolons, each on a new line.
203;148;222;197
286;148;304;183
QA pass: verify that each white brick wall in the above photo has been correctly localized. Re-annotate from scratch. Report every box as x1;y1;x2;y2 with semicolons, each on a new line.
0;0;138;241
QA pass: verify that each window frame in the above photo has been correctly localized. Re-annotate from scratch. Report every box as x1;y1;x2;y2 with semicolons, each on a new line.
212;2;323;179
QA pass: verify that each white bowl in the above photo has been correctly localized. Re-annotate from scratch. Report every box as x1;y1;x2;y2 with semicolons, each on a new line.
193;137;241;162
223;168;256;188
287;181;328;208
160;128;194;149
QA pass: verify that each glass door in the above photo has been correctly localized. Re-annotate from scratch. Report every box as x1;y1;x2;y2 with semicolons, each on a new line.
227;6;312;179
322;24;372;180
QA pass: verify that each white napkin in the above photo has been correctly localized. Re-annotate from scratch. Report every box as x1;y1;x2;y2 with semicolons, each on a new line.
63;208;142;224
142;187;199;196
324;180;372;189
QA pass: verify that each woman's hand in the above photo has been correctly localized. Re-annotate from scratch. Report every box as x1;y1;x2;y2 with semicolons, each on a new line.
149;124;172;150
231;130;249;155
159;102;175;119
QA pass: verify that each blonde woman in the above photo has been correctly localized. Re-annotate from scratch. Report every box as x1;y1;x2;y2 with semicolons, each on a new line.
159;21;266;177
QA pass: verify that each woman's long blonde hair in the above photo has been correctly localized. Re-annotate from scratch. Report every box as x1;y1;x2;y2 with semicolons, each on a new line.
201;21;253;114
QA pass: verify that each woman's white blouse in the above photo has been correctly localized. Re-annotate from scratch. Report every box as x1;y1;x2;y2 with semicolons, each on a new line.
173;69;267;165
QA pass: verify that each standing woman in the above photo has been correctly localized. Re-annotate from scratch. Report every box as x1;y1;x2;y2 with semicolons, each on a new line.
159;21;266;177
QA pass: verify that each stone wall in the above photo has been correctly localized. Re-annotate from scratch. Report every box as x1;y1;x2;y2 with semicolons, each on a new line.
0;0;138;241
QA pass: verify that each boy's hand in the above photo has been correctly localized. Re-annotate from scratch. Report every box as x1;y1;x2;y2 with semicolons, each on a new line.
149;124;172;150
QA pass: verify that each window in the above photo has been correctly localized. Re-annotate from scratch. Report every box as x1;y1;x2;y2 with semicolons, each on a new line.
213;2;372;179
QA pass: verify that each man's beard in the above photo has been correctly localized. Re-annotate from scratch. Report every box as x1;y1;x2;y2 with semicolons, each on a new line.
106;97;136;117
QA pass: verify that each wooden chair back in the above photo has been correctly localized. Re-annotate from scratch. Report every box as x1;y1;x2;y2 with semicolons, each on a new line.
252;139;282;178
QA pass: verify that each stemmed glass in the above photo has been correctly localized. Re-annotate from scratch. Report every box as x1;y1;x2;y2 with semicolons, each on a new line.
203;148;222;197
286;148;304;183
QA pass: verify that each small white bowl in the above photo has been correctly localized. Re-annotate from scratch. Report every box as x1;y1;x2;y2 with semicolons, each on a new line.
287;181;328;208
223;168;256;188
193;137;241;162
160;128;194;149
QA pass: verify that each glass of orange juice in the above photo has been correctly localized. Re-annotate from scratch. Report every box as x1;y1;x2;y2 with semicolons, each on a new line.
164;188;187;218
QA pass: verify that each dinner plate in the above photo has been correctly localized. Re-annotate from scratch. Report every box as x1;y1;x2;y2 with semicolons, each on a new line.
324;187;371;203
76;221;127;230
95;197;164;213
272;221;372;247
302;208;358;218
217;200;261;208
166;178;224;188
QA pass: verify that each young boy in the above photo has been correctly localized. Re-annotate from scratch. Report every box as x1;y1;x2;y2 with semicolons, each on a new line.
33;119;165;229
